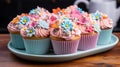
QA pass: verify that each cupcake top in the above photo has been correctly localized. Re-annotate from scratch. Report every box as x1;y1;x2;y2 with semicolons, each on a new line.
91;11;113;29
50;15;81;40
20;8;50;39
74;13;101;34
64;6;101;34
52;5;84;18
66;5;84;18
29;6;50;15
20;20;50;39
29;6;50;20
7;13;30;33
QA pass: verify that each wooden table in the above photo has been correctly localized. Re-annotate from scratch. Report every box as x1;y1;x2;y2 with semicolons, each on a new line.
0;33;120;67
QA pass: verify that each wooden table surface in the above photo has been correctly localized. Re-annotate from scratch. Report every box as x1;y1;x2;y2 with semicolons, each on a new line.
0;33;120;67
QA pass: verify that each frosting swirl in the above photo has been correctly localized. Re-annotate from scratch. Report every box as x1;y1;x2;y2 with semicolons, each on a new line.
7;13;31;33
35;28;49;38
50;16;81;40
7;23;20;33
20;7;50;39
91;11;113;29
7;15;20;33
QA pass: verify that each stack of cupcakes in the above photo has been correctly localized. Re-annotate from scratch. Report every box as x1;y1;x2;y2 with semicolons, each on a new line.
7;5;113;55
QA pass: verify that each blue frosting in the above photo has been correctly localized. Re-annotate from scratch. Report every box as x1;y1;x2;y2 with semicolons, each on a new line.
38;20;49;29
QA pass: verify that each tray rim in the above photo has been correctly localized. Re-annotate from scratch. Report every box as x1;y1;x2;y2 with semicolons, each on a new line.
7;34;119;62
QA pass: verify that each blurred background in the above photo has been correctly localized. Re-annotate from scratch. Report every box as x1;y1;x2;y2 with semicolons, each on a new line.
0;0;120;33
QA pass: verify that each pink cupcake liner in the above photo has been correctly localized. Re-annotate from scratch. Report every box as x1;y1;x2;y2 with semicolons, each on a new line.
51;39;80;55
78;34;99;50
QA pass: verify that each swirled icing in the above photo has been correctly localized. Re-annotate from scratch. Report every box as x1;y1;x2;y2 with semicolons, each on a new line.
91;11;113;29
35;28;49;38
7;15;20;33
50;16;81;40
20;7;50;38
7;23;20;33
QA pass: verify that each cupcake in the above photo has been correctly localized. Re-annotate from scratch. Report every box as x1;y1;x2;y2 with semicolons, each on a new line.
78;13;101;50
20;7;50;55
50;16;81;55
65;5;100;50
92;11;113;45
7;13;29;49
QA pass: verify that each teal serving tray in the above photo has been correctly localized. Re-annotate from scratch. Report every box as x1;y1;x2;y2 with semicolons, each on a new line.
8;34;119;62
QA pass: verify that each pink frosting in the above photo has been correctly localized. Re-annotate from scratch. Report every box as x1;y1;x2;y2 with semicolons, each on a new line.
20;27;27;37
20;28;49;38
7;22;20;33
79;25;88;34
49;13;58;25
50;28;81;40
100;13;113;29
50;28;62;38
50;21;81;40
7;15;21;32
78;14;101;34
35;28;49;38
70;9;82;18
20;7;50;38
100;18;112;29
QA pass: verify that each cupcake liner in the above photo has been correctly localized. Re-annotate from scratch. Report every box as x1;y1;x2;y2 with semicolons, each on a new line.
23;38;50;55
49;40;53;51
51;39;80;55
10;33;25;49
97;28;113;45
78;33;99;50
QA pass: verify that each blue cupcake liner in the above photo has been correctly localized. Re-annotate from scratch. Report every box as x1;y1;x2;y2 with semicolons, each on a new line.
97;28;113;45
23;38;50;55
10;33;25;49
